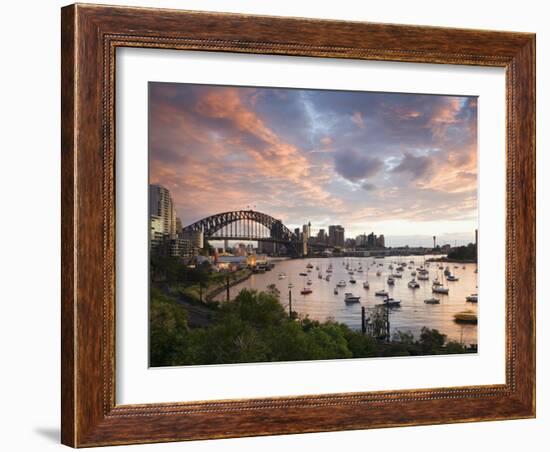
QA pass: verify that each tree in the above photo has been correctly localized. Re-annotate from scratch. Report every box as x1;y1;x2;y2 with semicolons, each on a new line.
419;327;446;354
149;289;190;366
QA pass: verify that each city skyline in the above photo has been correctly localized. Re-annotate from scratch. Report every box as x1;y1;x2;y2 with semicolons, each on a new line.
150;82;477;245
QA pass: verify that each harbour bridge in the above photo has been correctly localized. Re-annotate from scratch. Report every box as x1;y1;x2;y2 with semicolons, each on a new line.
182;210;305;255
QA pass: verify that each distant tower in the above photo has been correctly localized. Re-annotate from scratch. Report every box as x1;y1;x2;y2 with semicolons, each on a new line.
433;236;436;249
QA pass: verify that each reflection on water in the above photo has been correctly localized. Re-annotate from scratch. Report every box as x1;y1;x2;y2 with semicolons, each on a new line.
215;256;478;344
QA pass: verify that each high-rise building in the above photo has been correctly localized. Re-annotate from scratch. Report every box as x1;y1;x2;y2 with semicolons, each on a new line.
377;234;385;249
150;215;164;252
302;223;311;256
182;230;204;250
149;184;176;237
328;225;345;248
367;232;377;249
317;228;327;244
356;233;368;248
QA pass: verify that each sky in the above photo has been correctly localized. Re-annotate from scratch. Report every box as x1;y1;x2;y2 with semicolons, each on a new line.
149;82;478;247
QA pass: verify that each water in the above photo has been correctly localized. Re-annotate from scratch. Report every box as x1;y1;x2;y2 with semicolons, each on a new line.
215;256;478;344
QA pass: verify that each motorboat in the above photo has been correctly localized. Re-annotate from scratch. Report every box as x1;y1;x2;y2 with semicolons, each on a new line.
363;281;370;289
408;279;420;289
306;263;314;269
432;277;443;286
307;279;312;285
466;293;478;303
344;293;361;303
417;273;429;281
299;272;307;277
447;274;459;282
301;288;313;295
411;271;417;276
288;283;294;289
337;280;347;288
392;272;402;278
334;287;338;295
454;310;478;324
383;297;401;307
278;273;286;279
349;277;357;284
387;276;395;285
325;275;331;281
444;266;451;276
432;285;449;294
424;297;440;304
375;289;389;297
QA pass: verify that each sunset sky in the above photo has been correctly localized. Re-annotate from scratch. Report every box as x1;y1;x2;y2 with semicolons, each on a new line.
149;82;478;247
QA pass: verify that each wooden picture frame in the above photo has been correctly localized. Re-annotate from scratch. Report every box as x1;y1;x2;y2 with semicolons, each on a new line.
61;3;535;447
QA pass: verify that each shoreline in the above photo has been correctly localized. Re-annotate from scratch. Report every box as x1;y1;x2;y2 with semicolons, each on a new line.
205;269;253;302
426;257;477;264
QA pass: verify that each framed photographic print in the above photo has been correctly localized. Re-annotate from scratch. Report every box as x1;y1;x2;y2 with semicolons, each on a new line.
61;3;536;447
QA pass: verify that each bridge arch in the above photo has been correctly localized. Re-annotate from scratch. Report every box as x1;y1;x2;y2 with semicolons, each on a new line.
182;210;296;243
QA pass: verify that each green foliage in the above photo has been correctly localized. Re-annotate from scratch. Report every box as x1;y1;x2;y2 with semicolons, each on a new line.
149;287;472;367
447;243;477;261
392;329;415;345
445;340;468;354
419;327;447;354
149;288;190;366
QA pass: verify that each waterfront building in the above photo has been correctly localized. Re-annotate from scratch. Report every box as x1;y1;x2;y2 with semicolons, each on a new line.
345;238;356;249
328;225;345;248
356;233;368;248
216;255;248;271
317;228;328;244
182;229;204;250
302;222;311;256
149;184;176;237
168;237;193;258
367;232;377;248
150;215;164;253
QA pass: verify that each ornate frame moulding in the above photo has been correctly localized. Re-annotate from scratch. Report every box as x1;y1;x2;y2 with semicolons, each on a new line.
61;3;535;447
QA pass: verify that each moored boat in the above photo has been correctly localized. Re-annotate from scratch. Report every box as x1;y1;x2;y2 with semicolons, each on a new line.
408;279;420;289
432;285;449;294
454;310;477;324
344;293;361;303
383;296;401;307
363;281;370;289
424;297;440;304
466;293;478;302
